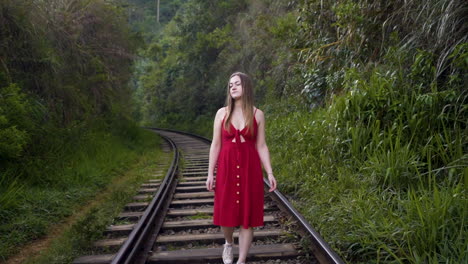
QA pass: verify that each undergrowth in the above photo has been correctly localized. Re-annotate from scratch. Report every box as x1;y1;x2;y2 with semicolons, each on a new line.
265;51;467;263
21;131;170;263
0;124;161;261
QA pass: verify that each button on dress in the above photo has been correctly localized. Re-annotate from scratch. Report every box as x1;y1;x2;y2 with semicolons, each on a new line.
213;109;264;229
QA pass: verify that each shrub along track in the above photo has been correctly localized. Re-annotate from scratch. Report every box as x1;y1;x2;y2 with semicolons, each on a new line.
73;129;344;264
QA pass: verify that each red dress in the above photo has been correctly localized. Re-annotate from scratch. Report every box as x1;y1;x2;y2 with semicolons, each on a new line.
213;108;264;229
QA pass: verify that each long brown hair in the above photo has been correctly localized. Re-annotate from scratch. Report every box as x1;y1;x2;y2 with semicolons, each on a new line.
223;72;255;135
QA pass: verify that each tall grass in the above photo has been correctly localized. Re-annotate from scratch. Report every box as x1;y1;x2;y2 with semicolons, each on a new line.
265;42;466;262
0;122;160;261
0;169;23;212
21;137;169;264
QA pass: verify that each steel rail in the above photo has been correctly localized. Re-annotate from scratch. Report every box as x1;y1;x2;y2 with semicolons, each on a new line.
110;133;179;264
150;127;345;264
145;127;212;144
263;178;345;264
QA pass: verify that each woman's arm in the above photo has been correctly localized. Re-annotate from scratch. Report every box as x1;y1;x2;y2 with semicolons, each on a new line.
206;107;224;191
255;109;277;192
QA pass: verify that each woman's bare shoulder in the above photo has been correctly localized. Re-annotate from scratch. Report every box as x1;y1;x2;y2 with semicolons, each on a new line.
215;107;227;120
218;107;227;114
254;107;265;122
254;107;264;115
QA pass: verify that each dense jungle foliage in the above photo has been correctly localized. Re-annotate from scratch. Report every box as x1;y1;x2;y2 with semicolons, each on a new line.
131;0;467;263
0;0;159;260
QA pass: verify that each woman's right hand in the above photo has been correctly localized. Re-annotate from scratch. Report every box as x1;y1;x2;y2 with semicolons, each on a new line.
206;175;214;191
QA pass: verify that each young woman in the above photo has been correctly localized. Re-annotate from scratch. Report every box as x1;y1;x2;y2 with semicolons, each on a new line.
206;72;277;264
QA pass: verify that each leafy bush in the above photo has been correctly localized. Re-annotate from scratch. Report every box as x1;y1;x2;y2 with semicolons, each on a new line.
0;1;150;260
0;84;32;159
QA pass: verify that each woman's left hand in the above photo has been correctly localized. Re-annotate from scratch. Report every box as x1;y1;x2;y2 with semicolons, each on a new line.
268;174;277;192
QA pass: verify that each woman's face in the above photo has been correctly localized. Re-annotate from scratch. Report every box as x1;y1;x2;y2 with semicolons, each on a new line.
229;75;243;100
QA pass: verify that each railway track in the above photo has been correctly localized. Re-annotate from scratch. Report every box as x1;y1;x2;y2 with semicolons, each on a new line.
73;129;344;264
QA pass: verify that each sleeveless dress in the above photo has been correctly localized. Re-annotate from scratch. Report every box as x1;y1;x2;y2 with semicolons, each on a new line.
213;108;264;229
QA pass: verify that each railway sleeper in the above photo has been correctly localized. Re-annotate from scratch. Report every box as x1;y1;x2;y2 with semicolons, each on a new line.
178;176;209;181
104;223;135;236
183;162;209;165
169;196;272;208
173;191;214;199
176;181;212;186
170;198;214;207
184;167;209;171
93;237;127;249
184;160;209;163
182;171;210;176
175;185;209;192
148;243;303;264
140;183;161;188
161;215;277;231
183;169;208;173
165;210;281;222
116;203;284;221
165;205;277;217
154;228;286;246
133;194;154;201
184;165;209;169
116;211;145;221
72;254;114;264
137;188;158;194
124;201;150;211
80;230;300;262
148;179;162;183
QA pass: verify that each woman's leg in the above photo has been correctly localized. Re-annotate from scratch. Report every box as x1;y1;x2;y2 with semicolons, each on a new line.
221;226;235;264
221;226;235;243
237;227;253;263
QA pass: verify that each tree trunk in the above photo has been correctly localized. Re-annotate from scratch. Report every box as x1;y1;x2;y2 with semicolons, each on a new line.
157;0;160;23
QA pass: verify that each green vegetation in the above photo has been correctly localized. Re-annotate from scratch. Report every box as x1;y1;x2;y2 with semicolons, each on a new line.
0;126;163;260
126;0;187;41
0;0;156;261
132;0;467;263
187;212;211;220
23;135;170;263
132;0;250;136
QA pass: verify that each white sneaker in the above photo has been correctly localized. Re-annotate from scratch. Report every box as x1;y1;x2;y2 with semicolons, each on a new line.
222;243;233;264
